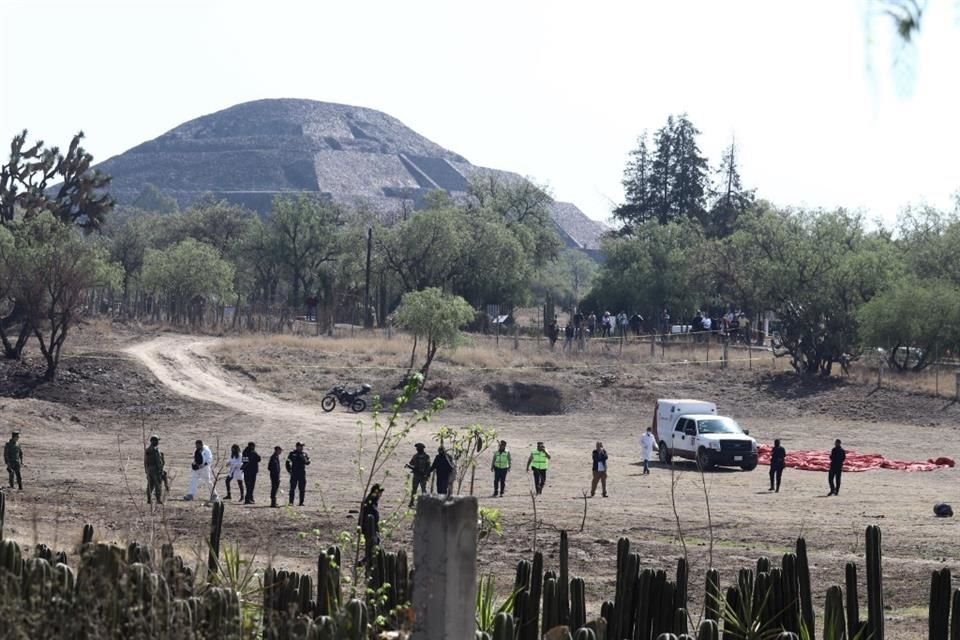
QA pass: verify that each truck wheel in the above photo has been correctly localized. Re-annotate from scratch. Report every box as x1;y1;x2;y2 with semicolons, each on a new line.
658;443;671;464
696;447;714;470
740;462;757;471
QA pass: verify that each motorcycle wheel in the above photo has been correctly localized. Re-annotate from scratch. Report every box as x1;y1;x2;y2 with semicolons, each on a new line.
321;395;336;412
351;398;367;412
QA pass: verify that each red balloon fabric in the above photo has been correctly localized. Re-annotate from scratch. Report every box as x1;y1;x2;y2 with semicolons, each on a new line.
757;445;955;472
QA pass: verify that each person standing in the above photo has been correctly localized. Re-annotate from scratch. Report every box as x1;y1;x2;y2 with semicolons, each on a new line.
828;439;846;496
225;444;244;501
431;446;456;495
4;430;23;490
526;441;551;495
491;440;511;497
591;441;608;497
143;435;165;505
406;443;432;507
185;440;216;501
241;442;260;505
268;446;282;507
639;427;657;475
769;439;786;492
286;442;311;506
360;484;384;568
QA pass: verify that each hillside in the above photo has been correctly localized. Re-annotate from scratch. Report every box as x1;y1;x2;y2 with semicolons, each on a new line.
95;98;608;251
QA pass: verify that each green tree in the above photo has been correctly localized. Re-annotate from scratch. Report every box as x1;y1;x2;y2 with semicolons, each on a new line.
614;132;655;230
269;194;344;306
131;183;179;215
531;248;597;312
708;140;754;238
394;287;474;382
2;212;121;379
857;277;960;370
379;206;464;292
141;238;235;325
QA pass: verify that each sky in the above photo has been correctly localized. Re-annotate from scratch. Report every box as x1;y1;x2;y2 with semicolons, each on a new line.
2;0;958;226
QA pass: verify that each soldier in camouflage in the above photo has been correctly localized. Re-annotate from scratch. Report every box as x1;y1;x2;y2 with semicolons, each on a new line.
144;435;165;505
4;430;23;490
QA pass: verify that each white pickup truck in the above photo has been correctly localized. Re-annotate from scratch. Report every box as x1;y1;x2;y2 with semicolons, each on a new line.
652;399;758;471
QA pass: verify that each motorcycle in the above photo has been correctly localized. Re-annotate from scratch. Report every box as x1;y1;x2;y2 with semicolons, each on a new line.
321;383;372;412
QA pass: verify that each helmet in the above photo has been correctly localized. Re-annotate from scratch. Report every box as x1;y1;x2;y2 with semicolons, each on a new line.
933;503;954;517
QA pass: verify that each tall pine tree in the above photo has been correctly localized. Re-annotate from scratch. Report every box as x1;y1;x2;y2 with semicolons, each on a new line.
669;114;709;225
708;139;754;237
614;132;654;230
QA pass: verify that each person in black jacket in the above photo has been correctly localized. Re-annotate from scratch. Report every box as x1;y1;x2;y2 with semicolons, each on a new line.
769;439;786;493
286;442;311;506
590;441;608;497
360;484;384;569
241;442;261;505
268;446;283;507
828;439;846;496
430;446;456;495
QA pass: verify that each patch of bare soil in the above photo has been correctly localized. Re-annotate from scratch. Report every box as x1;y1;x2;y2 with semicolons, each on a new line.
1;331;957;639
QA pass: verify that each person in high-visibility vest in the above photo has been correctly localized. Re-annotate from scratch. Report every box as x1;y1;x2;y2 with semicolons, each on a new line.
526;441;552;495
490;440;512;497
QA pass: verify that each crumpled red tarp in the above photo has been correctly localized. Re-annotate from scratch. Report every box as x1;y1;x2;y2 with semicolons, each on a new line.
757;445;955;472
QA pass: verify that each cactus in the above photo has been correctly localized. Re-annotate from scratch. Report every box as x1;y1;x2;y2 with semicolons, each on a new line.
492;611;515;640
950;588;960;640
777;634;800;640
697;619;719;640
676;557;688;611
575;628;597;640
0;490;5;539
865;525;884;640
781;553;800;634
636;568;653;640
559;530;570;626
543;577;560;631
930;568;952;640
81;523;94;545
518;551;543;640
207;498;225;580
570;577;587;631
344;598;368;640
704;568;721;623
844;561;862;639
796;537;816;640
611;539;639;639
655;634;678;640
673;607;688;635
822;585;846;640
317;546;342;616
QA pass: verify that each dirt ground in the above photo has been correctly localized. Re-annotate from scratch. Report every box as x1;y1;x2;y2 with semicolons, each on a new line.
1;326;958;638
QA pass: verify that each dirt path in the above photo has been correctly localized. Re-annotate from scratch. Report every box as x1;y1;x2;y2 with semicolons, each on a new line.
125;335;355;431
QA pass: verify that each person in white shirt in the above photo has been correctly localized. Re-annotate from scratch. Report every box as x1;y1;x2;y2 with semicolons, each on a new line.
640;427;658;475
185;439;218;501
225;443;244;501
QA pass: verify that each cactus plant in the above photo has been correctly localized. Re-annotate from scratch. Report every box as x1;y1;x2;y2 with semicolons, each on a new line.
950;588;960;640
0;490;5;539
575;627;597;640
570;577;587;631
796;537;816;640
844;561;862;639
865;525;884;640
207;498;225;581
492;610;515;640
559;530;570;626
697;619;719;640
344;598;368;639
822;585;846;640
930;568;952;640
543;577;560;631
81;523;94;545
704;568;721;623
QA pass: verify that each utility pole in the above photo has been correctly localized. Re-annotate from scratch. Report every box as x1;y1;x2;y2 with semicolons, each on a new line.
364;227;373;329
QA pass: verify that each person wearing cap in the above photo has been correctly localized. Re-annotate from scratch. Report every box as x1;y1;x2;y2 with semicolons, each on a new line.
430;445;456;495
828;438;846;496
490;440;511;497
360;484;384;567
4;430;24;491
268;446;283;507
185;439;217;501
241;442;261;505
286;442;311;506
526;441;552;495
406;442;432;507
143;434;165;505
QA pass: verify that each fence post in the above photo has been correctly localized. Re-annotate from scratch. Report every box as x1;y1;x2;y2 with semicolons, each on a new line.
877;363;883;388
649;333;655;360
955;371;960;401
411;496;478;640
722;342;729;370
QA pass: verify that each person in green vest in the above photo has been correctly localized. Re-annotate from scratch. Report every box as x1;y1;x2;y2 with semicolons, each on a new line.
526;441;552;495
490;440;512;497
143;435;165;505
4;430;23;490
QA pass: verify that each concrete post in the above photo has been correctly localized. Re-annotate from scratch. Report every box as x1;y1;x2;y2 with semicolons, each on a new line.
955;371;960;400
412;496;478;640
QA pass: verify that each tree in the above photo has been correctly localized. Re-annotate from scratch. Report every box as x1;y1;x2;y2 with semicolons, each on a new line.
857;277;960;371
394;287;474;382
269;194;344;306
131;183;179;215
379;206;464;293
531;248;598;312
2;212;121;380
614;132;655;229
708;140;754;238
141;238;235;325
669;114;710;225
0;130;113;231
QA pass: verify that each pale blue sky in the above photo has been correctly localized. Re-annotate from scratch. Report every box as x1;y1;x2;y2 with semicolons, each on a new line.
2;0;958;225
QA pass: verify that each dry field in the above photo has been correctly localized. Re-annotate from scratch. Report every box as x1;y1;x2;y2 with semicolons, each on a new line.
1;326;958;638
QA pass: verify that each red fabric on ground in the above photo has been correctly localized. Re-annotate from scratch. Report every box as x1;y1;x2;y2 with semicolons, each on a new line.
757;445;954;472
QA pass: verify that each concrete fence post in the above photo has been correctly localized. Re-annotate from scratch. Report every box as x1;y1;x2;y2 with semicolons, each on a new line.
955;371;960;400
411;496;478;640
722;342;729;369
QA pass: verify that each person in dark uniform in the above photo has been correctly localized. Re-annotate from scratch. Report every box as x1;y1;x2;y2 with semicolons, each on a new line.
268;446;283;507
430;446;456;495
590;441;608;497
241;442;261;505
406;443;432;507
828;439;846;496
286;442;311;506
769;439;786;493
143;435;165;505
4;431;23;490
360;484;384;569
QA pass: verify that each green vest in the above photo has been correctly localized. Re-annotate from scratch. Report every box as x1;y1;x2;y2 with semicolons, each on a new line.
493;451;511;469
530;450;549;470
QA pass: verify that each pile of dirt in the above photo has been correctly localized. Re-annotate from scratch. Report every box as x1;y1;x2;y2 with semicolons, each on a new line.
484;381;566;415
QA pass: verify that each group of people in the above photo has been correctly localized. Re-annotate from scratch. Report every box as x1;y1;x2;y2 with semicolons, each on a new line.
547;310;646;351
142;437;313;507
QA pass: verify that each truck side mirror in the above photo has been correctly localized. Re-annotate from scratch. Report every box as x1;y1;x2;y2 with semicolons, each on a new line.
743;429;750;435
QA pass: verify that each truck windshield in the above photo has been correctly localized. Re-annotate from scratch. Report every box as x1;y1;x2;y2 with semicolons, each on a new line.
696;418;744;434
